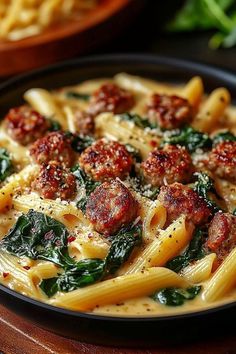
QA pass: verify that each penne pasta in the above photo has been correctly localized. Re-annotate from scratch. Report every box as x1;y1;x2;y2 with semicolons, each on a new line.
51;267;189;311
0;73;235;317
181;253;217;284
192;88;231;132
124;216;193;274
24;88;68;129
95;112;160;159
202;247;236;302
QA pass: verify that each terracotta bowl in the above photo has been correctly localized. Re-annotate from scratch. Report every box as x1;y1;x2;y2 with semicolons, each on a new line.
0;0;143;77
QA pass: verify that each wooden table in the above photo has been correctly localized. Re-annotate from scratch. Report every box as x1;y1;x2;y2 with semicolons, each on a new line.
0;304;235;354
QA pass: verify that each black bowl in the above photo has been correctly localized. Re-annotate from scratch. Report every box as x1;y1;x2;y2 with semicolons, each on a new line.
0;54;236;347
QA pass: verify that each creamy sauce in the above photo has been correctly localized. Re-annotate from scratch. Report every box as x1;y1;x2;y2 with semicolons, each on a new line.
0;75;235;317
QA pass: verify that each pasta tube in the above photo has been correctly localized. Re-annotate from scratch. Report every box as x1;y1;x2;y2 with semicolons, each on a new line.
192;88;230;132
181;253;216;283
24;88;67;129
124;215;193;274
51;267;189;311
0;165;38;212
202;247;236;302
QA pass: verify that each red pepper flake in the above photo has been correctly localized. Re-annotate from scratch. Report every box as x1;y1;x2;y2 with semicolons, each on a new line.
23;266;31;270
150;140;158;148
3;272;9;278
67;235;76;243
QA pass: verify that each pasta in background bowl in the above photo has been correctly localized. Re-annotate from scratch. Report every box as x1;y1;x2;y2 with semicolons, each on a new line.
0;0;139;76
0;54;235;345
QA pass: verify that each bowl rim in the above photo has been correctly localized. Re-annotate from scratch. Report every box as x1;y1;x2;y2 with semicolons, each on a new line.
0;53;235;323
0;0;132;50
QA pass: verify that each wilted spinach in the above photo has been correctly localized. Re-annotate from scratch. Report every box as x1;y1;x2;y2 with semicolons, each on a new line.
70;134;95;153
167;228;207;273
48;119;61;131
0;210;69;267
0;209;142;297
65;91;91;101
40;223;142;296
119;113;157;129
40;258;105;296
151;286;201;306
213;131;236;145
161;125;212;153
193;172;223;213
106;224;142;274
0;148;13;182
71;164;100;212
125;144;142;163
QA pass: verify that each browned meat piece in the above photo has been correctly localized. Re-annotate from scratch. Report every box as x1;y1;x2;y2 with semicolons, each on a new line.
141;144;193;187
86;180;139;235
5;106;49;145
206;212;236;264
79;139;133;182
32;161;76;200
88;83;135;116
158;182;211;226
75;111;95;136
207;141;236;183
30;131;75;167
146;94;192;129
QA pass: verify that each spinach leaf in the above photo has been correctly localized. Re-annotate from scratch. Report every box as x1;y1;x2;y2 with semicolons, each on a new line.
0;210;68;267
48;119;61;131
1;208;142;297
0;148;13;182
125;144;142;163
162;125;212;153
65;91;90;101
167;0;236;49
167;228;207;272
40;223;142;297
40;259;105;297
151;286;201;306
70;134;95;153
193;172;223;213
212;131;236;145
71;165;100;212
106;224;142;274
119;113;157;129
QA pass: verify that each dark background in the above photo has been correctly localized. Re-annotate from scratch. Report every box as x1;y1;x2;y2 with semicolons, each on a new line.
95;0;236;73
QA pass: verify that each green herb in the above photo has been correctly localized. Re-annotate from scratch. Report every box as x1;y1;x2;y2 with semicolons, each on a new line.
0;148;13;182
48;119;61;131
65;91;91;101
0;209;142;297
233;208;236;216
161;125;212;153
40;259;105;297
193;172;223;213
71;165;100;212
151;286;201;306
167;0;236;49
0;210;69;267
119;113;157;129
167;228;207;272
40;223;142;297
213;131;236;145
125;144;142;163
106;224;142;274
70;134;95;153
